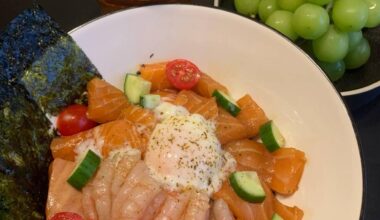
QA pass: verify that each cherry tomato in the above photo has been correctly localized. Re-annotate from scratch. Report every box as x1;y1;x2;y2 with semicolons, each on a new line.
56;104;97;136
50;212;83;220
165;59;201;90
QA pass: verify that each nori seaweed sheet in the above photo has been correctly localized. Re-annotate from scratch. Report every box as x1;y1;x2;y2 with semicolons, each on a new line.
21;36;100;115
0;5;64;82
0;5;102;219
0;76;53;219
0;4;101;115
0;172;45;220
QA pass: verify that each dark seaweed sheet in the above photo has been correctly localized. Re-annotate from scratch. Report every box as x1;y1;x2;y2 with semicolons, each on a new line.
0;76;53;219
0;4;100;115
0;173;44;220
0;5;64;83
0;5;102;219
21;36;100;115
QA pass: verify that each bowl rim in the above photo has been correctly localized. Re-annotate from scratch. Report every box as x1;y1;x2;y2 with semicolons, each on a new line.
68;4;365;218
341;81;380;96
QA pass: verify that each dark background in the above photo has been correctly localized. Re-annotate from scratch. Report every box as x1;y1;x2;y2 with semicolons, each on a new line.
1;0;379;219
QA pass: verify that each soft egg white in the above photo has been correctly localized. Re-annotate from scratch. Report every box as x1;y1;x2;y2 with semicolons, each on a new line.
145;103;236;195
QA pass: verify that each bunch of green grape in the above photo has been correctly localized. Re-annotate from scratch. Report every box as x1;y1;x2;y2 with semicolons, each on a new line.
234;0;380;81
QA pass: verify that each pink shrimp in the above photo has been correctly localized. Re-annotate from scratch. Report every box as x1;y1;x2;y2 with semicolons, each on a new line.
111;161;149;219
140;191;168;220
181;191;210;220
82;186;98;220
46;159;84;219
154;191;191;220
111;151;141;198
118;175;161;219
211;199;235;220
91;158;115;220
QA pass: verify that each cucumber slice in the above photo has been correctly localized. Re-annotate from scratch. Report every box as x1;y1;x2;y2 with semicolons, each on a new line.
272;213;284;220
140;94;161;109
259;120;285;152
229;171;266;203
67;149;101;190
212;90;241;116
124;74;151;104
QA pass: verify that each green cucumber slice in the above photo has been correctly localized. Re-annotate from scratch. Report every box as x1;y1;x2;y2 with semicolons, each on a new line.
212;90;241;116
140;94;161;109
124;74;151;104
259;120;285;152
229;171;266;203
67;149;101;190
272;213;284;220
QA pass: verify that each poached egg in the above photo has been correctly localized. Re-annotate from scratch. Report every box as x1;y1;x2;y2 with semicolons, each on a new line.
144;102;236;195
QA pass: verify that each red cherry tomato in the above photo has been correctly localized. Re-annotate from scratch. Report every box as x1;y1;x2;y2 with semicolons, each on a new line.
166;59;201;90
56;104;97;136
50;212;83;220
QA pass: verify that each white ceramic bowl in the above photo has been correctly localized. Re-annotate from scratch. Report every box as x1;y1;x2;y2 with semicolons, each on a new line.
70;5;362;219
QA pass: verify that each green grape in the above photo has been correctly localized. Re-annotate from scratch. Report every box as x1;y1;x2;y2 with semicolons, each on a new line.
364;0;380;28
348;31;363;51
277;0;305;12
258;0;279;21
312;25;349;62
332;0;369;32
292;4;330;40
317;60;346;82
344;38;371;69
306;0;332;6
234;0;261;16
266;11;299;41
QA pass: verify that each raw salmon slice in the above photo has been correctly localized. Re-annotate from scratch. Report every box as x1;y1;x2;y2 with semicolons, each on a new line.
51;119;146;161
140;62;174;91
152;89;178;104
100;119;146;156
274;198;304;220
118;105;157;131
270;148;306;195
87;77;129;123
213;181;254;220
174;90;219;120
236;94;268;137
250;179;275;220
50;130;91;161
224;139;274;182
215;108;249;145
213;175;275;220
193;73;229;98
46;159;84;219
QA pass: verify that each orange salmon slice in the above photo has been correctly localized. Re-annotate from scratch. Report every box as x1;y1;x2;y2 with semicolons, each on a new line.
270;147;306;195
224;139;274;182
213;176;275;220
236;94;268;137
274;198;304;220
174;90;219;120
140;62;174;91
51;119;146;161
215;108;249;145
118;105;157;131
87;77;129;123
193;73;229;98
151;89;178;104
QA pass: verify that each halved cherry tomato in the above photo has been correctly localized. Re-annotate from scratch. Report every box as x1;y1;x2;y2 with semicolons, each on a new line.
50;212;83;220
165;59;201;89
56;104;97;136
